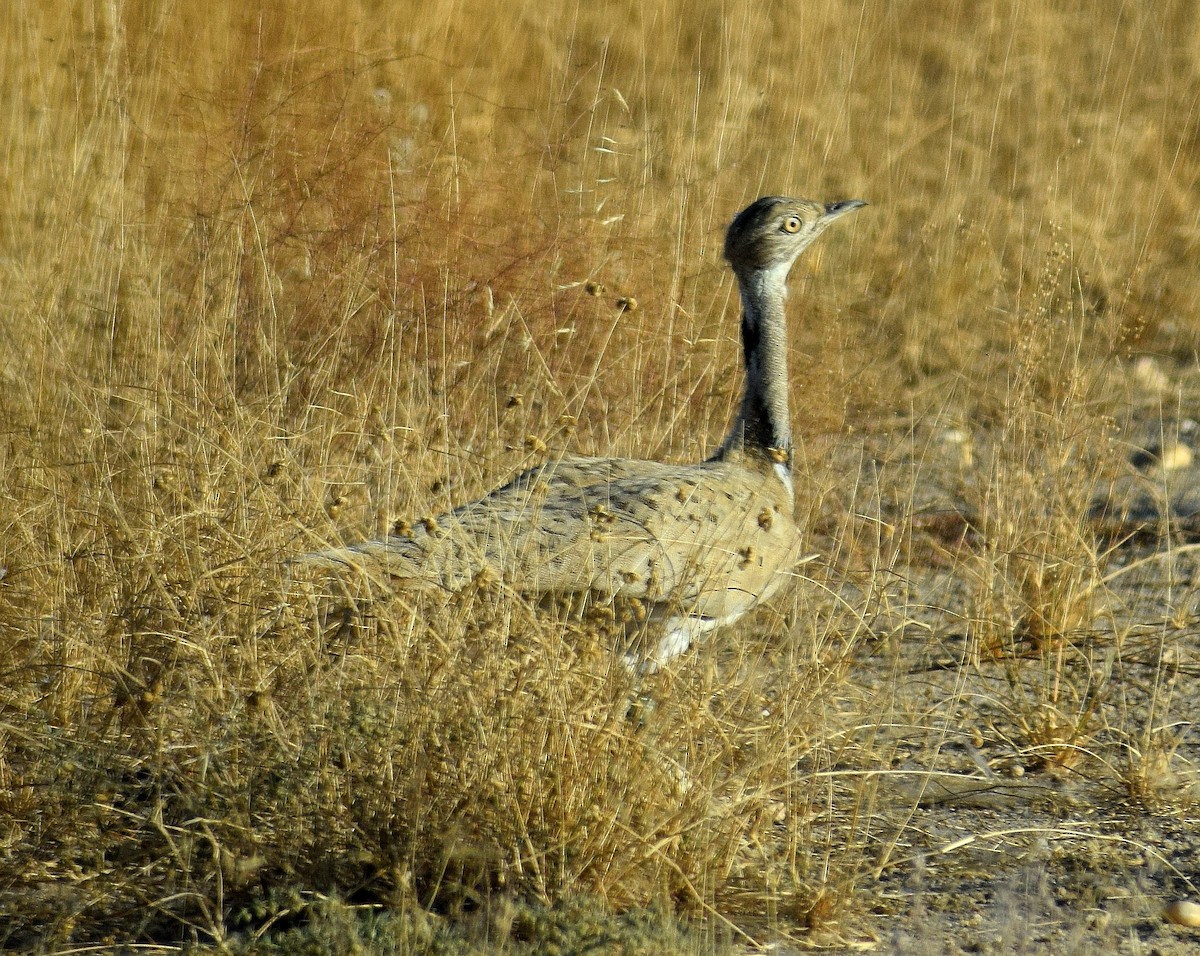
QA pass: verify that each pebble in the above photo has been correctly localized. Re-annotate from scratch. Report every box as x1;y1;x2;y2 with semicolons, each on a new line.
1164;900;1200;927
1132;355;1169;393
940;427;974;468
1159;441;1193;471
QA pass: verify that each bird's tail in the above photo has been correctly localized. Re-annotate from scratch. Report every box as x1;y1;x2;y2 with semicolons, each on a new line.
289;535;427;577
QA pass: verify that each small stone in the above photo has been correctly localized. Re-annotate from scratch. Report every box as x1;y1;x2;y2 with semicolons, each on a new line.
1132;355;1169;393
941;427;974;468
1164;900;1200;927
1159;441;1193;471
1132;440;1194;472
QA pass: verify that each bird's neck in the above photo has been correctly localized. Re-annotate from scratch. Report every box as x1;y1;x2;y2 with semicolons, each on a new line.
714;263;794;494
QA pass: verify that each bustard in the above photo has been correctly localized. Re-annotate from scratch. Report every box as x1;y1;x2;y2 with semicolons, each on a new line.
305;196;866;669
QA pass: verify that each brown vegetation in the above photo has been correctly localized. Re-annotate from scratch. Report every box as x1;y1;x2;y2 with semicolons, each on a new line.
2;1;1198;950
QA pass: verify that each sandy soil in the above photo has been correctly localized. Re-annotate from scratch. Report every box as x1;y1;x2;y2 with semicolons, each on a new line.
778;387;1200;954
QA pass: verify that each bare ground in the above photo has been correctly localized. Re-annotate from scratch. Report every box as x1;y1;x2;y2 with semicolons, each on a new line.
763;365;1200;954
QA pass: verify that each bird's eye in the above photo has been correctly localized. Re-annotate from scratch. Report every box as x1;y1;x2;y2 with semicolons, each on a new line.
782;215;803;234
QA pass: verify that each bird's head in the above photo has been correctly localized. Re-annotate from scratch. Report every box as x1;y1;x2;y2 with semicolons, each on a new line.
724;196;866;275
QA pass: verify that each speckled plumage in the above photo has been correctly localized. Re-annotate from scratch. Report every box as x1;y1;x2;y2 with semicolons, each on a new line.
305;196;866;669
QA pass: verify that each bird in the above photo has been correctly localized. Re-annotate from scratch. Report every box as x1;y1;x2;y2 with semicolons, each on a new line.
303;195;866;670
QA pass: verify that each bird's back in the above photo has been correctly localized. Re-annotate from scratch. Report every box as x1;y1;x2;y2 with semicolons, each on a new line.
309;453;802;625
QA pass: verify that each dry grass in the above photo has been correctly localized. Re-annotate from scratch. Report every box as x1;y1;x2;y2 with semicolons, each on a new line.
2;0;1200;950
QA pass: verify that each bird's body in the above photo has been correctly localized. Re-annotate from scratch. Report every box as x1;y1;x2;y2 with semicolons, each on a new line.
306;196;865;669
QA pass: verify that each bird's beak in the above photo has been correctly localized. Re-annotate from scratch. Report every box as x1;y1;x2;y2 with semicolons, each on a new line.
824;199;868;219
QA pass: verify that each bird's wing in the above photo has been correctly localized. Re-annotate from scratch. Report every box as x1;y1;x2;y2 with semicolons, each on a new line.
560;463;804;617
491;454;663;494
305;457;802;620
298;454;636;578
436;460;800;605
